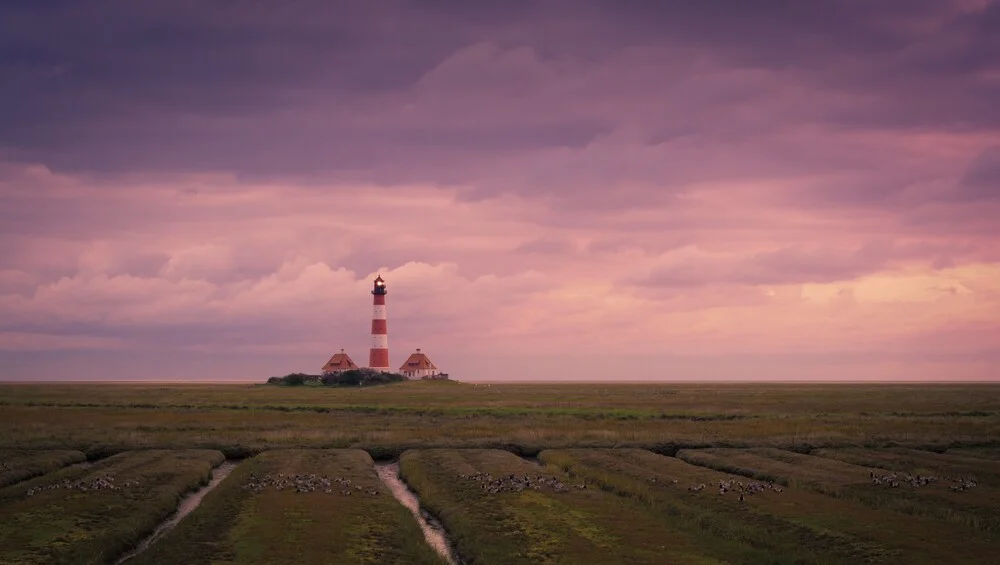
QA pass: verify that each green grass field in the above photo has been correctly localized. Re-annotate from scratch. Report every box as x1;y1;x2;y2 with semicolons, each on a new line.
0;381;997;564
1;382;997;456
0;449;223;565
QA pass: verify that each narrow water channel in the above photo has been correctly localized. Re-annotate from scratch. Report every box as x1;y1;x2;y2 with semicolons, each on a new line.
115;460;238;564
375;462;459;565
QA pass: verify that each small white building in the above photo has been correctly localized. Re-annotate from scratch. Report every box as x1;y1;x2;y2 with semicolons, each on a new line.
321;349;359;375
398;349;441;379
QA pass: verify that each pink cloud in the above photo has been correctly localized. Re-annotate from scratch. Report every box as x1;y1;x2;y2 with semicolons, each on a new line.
3;159;998;382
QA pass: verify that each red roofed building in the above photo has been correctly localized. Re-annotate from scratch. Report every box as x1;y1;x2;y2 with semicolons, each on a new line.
321;349;359;375
398;349;441;379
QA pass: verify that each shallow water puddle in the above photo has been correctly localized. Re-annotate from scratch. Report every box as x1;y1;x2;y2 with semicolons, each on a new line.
376;461;459;565
115;460;238;564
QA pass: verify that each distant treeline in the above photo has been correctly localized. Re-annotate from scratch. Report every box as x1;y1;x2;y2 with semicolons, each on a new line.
267;370;407;387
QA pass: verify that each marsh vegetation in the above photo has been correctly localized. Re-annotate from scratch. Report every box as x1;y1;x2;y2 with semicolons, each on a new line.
0;382;997;564
0;450;223;564
127;449;444;565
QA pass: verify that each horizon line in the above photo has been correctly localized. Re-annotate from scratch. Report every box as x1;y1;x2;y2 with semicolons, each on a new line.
0;379;997;385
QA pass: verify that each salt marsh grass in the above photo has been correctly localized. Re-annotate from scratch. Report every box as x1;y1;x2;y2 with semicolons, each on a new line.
0;382;997;455
543;448;1000;564
0;449;223;565
0;449;86;488
947;447;1000;460
679;447;1000;535
813;447;1000;486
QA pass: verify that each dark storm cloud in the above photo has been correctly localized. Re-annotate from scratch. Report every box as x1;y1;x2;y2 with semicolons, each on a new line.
591;0;931;57
596;1;1000;131
2;0;997;181
0;1;488;166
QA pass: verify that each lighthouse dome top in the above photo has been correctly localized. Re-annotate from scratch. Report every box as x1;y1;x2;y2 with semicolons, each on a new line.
372;274;387;295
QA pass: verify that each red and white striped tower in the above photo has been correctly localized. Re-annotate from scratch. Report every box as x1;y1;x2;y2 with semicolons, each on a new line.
368;275;390;371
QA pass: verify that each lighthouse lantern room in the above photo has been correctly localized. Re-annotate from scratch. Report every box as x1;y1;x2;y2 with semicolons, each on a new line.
368;275;390;371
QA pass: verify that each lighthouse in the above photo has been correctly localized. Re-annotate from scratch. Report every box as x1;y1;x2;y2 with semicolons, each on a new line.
368;275;390;371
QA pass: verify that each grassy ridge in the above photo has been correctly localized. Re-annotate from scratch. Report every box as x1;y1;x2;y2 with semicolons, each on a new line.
678;447;1000;535
675;447;867;490
543;448;1000;564
540;448;888;564
947;447;1000;460
813;447;1000;486
0;449;223;565
0;449;86;488
130;449;445;565
400;448;742;564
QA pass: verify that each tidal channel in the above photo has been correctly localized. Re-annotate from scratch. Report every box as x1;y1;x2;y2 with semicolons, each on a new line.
375;461;459;565
115;460;238;564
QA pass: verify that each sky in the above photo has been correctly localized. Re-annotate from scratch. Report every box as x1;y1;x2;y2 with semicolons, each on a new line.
1;0;999;382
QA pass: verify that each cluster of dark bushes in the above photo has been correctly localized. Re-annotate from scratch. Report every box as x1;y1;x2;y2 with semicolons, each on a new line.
324;369;408;386
266;373;318;386
266;369;407;387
